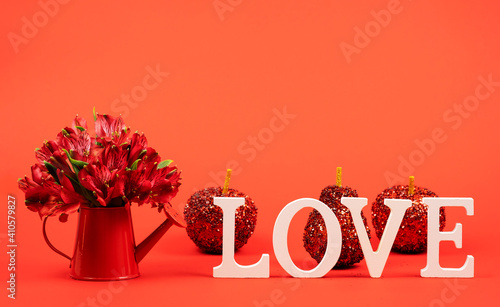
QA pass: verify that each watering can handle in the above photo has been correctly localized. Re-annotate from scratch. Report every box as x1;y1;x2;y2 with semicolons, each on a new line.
42;216;72;261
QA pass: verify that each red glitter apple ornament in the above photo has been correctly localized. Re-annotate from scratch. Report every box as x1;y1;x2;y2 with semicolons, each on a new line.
303;167;370;268
184;169;258;254
371;176;446;253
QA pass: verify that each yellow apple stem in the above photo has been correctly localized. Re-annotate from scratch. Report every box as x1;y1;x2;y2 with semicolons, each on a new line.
409;176;415;195
336;167;342;187
222;169;232;195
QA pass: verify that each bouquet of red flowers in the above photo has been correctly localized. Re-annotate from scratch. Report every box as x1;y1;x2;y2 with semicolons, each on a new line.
18;110;181;222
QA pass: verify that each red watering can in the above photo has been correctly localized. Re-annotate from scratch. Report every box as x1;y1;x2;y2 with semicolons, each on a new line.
42;203;185;280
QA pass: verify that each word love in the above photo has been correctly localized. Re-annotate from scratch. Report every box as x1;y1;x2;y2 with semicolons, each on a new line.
213;197;474;278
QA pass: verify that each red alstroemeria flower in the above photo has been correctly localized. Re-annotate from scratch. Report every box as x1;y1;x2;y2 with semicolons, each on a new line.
72;115;87;131
149;164;181;206
19;177;63;218
95;138;129;172
35;140;60;164
35;140;74;176
20;110;181;221
78;163;126;207
18;167;81;221
59;171;90;210
127;132;148;165
30;163;50;184
124;158;181;210
56;127;91;161
94;113;129;145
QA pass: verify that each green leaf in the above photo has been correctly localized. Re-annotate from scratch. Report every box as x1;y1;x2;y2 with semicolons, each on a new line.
62;149;89;170
130;159;141;171
75;126;85;132
61;129;70;137
138;149;147;159
64;171;81;187
73;159;87;167
93;107;97;121
62;173;99;207
157;160;173;169
44;161;60;184
62;148;71;159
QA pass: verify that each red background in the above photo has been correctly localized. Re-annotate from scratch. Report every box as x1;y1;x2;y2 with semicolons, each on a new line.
1;0;499;306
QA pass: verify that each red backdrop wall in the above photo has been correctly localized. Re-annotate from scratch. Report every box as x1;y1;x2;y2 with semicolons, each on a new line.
1;1;499;306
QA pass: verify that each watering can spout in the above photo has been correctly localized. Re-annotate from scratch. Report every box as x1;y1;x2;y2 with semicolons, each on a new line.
135;202;187;263
135;218;174;263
